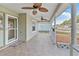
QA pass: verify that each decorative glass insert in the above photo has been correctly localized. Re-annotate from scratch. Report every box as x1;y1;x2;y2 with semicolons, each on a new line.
8;16;17;41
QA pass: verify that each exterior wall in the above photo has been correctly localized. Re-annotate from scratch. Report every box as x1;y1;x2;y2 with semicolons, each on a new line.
18;13;26;42
37;22;51;32
18;14;38;41
26;15;38;41
0;5;38;43
0;5;18;46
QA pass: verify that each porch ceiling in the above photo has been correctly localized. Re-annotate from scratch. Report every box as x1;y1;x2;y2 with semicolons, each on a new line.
0;3;69;21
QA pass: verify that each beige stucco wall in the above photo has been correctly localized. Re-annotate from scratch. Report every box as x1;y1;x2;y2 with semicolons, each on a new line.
0;5;38;42
18;13;38;41
26;15;38;41
18;13;26;41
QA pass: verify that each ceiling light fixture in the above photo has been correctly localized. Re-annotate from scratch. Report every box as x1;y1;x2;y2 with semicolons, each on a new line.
32;9;37;15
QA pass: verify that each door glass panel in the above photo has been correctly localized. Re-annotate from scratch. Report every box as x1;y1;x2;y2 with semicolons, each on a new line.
8;16;17;41
0;13;4;47
8;30;15;40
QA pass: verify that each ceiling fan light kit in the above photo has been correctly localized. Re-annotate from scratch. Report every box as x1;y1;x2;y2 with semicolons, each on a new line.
33;3;42;8
32;9;37;15
41;16;47;21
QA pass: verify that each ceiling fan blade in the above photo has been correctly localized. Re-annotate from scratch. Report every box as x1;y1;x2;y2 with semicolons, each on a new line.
42;19;47;20
43;19;47;20
22;7;34;9
39;7;48;12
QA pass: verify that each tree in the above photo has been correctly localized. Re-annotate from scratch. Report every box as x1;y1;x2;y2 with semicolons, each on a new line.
60;16;79;26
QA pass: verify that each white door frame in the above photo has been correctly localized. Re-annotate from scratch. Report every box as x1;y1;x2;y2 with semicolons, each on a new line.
5;14;18;45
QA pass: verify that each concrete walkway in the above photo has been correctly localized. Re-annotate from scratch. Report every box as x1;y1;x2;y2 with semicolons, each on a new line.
0;32;69;56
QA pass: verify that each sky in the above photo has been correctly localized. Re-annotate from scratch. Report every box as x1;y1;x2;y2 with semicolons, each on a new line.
53;3;79;25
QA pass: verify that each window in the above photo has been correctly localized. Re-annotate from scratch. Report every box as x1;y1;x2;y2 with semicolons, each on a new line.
8;16;17;42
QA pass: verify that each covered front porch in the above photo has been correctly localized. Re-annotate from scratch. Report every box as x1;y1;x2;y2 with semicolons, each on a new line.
0;3;79;56
0;32;69;56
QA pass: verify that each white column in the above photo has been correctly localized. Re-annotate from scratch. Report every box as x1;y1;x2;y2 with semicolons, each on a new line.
70;3;77;56
49;19;53;43
50;17;56;45
53;17;56;45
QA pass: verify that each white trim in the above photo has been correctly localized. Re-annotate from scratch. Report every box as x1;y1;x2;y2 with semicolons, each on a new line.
5;14;18;45
0;39;19;51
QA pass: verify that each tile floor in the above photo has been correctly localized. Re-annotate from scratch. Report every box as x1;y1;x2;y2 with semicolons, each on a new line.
0;32;70;56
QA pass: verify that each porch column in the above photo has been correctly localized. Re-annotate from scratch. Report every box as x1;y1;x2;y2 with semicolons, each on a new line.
53;17;56;45
50;16;56;45
70;3;77;56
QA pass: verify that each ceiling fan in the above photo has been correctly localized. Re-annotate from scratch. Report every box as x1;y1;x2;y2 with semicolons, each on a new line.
21;3;48;13
41;16;47;21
